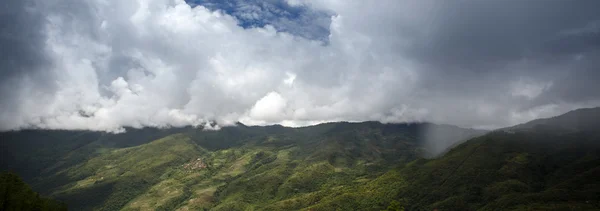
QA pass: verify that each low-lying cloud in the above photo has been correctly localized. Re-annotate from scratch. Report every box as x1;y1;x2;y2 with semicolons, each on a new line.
1;0;600;132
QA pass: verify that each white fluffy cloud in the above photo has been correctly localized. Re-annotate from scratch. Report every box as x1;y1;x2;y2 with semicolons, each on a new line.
1;0;599;131
249;92;288;122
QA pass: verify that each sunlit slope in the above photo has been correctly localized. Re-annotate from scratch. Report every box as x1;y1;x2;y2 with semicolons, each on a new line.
49;134;205;210
0;127;193;183
1;122;484;210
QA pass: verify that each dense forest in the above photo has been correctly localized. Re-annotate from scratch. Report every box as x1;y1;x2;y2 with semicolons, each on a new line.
1;108;599;210
0;172;67;211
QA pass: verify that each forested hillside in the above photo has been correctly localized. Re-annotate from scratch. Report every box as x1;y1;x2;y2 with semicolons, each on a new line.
1;108;600;210
0;122;480;210
0;172;67;211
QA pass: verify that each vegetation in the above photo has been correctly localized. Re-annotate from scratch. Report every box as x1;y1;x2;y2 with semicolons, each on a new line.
1;107;599;210
0;172;67;211
397;130;600;210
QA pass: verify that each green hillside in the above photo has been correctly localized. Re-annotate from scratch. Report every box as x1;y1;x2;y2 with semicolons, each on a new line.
1;108;600;210
48;134;206;210
398;130;600;210
0;172;67;211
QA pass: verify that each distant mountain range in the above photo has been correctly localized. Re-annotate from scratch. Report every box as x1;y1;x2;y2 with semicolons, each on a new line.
1;107;599;210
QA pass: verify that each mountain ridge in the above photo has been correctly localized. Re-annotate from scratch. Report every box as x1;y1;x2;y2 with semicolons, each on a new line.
1;107;599;210
506;106;600;132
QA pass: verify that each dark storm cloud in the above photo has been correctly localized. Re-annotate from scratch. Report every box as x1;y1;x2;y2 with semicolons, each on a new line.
0;0;55;129
533;54;600;105
402;0;600;114
0;0;52;81
411;0;600;69
1;0;600;131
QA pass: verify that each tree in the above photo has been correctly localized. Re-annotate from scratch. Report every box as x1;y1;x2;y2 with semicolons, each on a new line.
384;200;405;211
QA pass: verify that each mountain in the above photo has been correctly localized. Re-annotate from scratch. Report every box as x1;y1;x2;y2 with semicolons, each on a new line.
396;107;600;210
1;108;599;210
0;122;482;210
508;107;600;132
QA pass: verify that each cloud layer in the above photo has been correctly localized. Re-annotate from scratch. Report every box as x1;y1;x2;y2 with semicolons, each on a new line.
1;0;600;132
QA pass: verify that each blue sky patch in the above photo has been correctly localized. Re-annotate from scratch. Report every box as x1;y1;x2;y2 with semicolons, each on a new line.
186;0;332;41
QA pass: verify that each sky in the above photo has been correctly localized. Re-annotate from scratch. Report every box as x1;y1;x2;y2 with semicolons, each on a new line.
1;0;600;132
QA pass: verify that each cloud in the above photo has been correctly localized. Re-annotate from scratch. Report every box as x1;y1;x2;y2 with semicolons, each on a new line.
1;0;600;132
510;78;553;100
249;92;288;122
